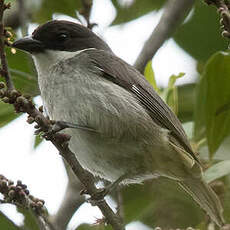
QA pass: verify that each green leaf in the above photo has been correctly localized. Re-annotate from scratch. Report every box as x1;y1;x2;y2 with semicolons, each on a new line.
193;76;206;142
122;183;155;223
0;211;20;230
76;224;91;230
111;0;165;25
6;47;39;96
214;135;230;160
162;73;185;114
33;135;43;149
174;1;228;62
177;83;196;123
204;160;230;183
76;223;112;230
194;51;230;157
168;73;185;88
122;180;203;228
7;48;33;75
144;61;159;92
222;177;230;223
5;0;15;3
17;207;41;230
34;0;82;23
0;102;19;127
150;180;204;228
0;48;39;128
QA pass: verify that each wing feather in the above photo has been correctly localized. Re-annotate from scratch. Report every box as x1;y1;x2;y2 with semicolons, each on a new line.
84;49;199;162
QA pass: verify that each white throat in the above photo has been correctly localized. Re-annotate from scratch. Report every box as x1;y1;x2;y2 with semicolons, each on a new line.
32;49;91;77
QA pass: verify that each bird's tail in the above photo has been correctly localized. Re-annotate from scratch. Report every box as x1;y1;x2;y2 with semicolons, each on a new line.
179;178;225;227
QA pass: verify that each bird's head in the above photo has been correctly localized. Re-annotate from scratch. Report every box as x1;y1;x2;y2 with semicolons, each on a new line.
12;20;112;54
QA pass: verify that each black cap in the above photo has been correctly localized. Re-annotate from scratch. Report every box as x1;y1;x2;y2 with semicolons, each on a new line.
12;20;112;53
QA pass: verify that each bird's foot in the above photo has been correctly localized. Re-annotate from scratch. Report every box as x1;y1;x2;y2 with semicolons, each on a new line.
81;187;112;205
81;174;127;205
88;188;109;205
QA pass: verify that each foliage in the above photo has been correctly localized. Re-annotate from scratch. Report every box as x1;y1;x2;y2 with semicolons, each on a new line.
144;60;159;93
111;0;164;25
195;52;230;157
34;0;82;23
0;211;20;230
174;0;228;62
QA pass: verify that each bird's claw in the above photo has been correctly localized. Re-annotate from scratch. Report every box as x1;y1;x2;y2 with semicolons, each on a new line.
87;188;108;205
41;122;60;139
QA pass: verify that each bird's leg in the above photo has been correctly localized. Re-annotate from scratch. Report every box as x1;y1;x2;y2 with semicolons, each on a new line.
51;121;97;133
43;120;97;139
87;174;128;204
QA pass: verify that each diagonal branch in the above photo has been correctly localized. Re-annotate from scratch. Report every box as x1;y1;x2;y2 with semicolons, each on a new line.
0;90;125;230
0;56;125;230
50;168;84;230
134;0;195;73
51;140;125;230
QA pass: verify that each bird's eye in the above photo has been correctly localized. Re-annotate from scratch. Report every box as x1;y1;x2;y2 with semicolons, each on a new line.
57;33;68;42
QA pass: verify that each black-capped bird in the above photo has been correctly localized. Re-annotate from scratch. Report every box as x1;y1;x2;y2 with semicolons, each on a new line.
13;20;224;227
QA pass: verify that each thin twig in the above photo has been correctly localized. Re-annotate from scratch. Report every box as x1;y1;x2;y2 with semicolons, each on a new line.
116;188;124;220
204;0;230;40
52;141;125;230
4;0;30;30
0;175;54;230
79;0;96;29
50;178;84;230
134;0;195;73
0;0;14;90
18;0;28;36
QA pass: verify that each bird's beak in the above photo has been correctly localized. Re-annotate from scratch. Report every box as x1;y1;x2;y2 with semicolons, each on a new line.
12;36;44;53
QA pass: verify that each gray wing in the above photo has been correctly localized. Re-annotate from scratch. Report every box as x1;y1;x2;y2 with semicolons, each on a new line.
85;49;199;162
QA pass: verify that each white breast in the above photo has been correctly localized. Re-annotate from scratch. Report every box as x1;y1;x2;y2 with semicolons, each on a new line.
32;49;168;183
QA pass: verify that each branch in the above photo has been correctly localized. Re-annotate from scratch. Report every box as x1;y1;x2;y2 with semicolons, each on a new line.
0;80;124;230
0;175;53;230
79;0;96;29
50;169;84;230
4;0;33;30
0;70;125;230
134;0;195;73
0;2;125;229
18;0;28;36
0;0;14;90
51;140;125;230
1;91;124;230
116;188;124;220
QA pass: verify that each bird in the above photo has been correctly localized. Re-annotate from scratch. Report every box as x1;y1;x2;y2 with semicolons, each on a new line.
13;20;224;227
